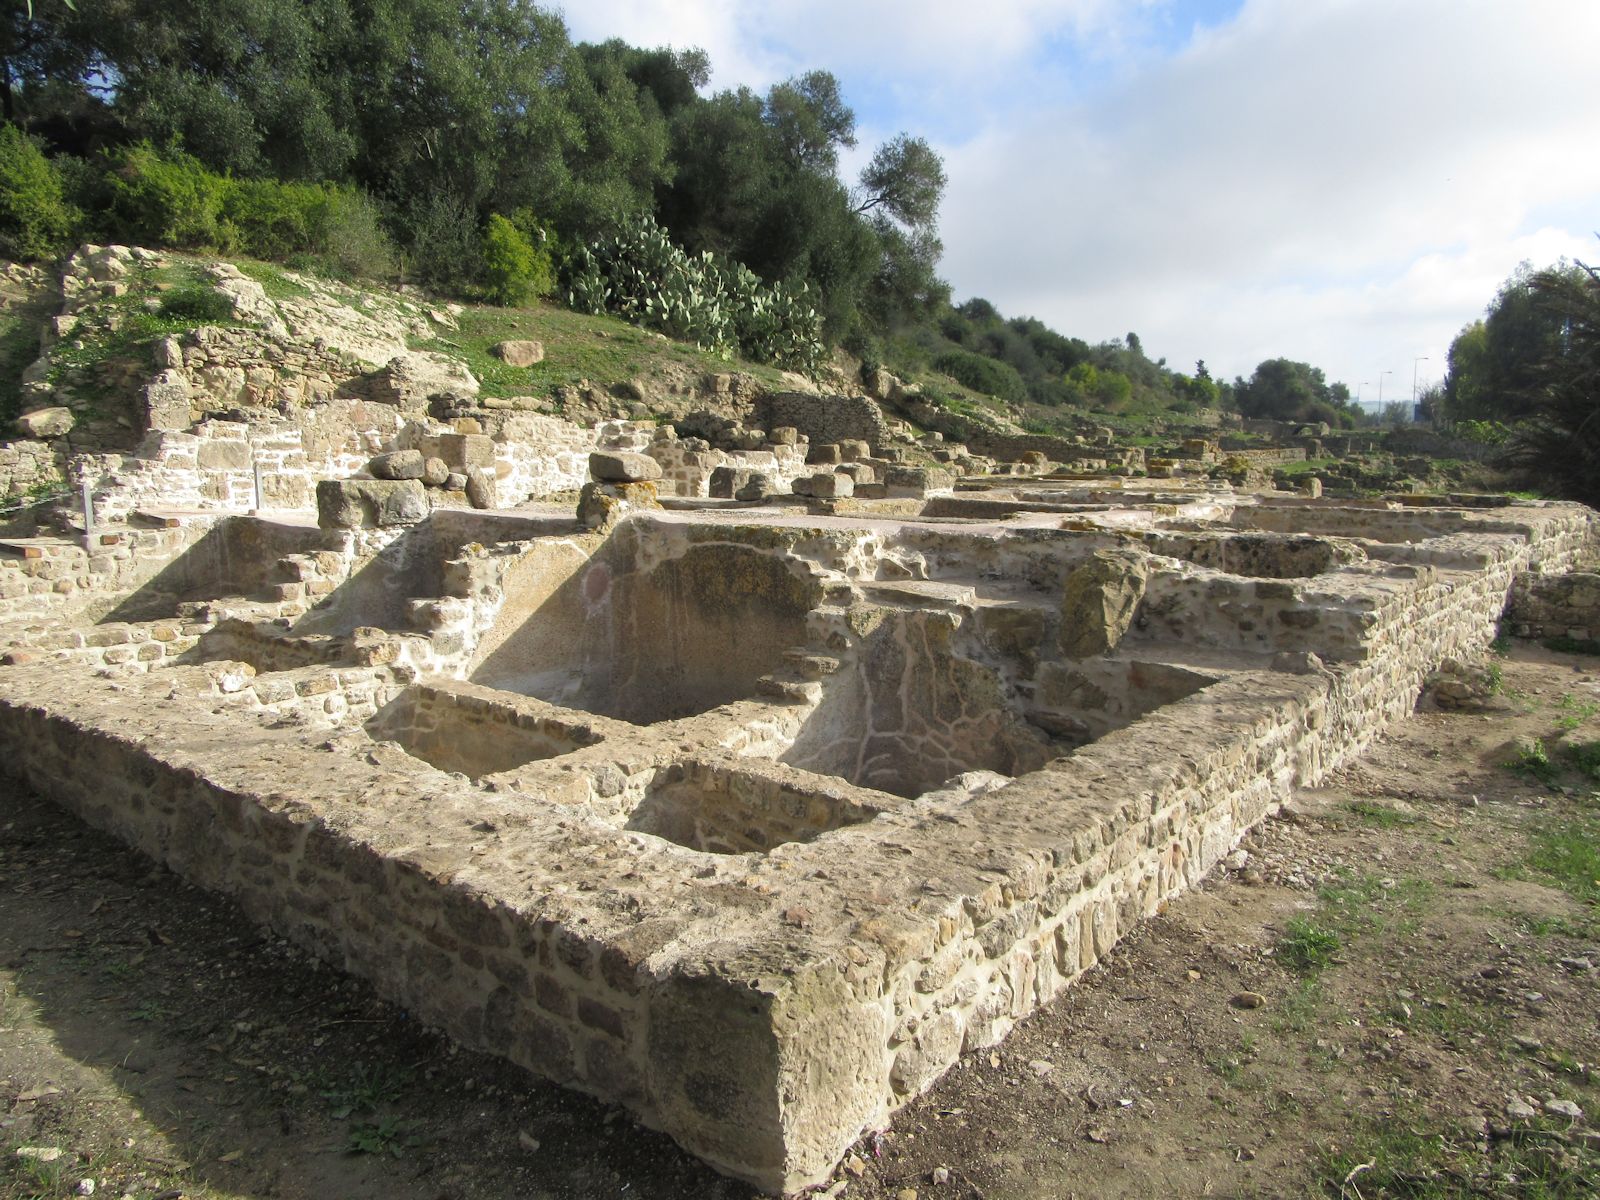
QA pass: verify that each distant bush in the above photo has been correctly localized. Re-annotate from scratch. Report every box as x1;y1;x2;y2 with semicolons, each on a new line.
99;145;395;277
104;144;232;249
932;347;1027;403
305;188;395;280
0;126;77;260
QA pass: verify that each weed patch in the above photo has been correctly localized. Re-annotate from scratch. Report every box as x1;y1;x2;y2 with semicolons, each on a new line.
1278;917;1342;973
1320;1113;1600;1198
1505;736;1558;785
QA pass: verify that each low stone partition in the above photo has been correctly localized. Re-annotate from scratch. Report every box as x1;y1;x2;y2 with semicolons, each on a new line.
1507;570;1600;640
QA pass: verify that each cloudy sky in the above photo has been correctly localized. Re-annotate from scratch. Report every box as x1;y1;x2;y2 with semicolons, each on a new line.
559;0;1600;400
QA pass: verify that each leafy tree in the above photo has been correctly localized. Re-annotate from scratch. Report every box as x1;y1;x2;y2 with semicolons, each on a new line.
854;134;944;228
1500;260;1600;506
1235;358;1356;426
1443;263;1589;423
763;70;854;173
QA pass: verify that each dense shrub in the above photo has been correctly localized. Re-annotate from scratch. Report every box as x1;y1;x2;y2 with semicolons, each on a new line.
481;212;555;306
97;145;395;276
103;144;232;249
931;347;1027;403
402;191;483;294
304;188;395;279
569;214;823;372
156;283;236;323
0;126;77;260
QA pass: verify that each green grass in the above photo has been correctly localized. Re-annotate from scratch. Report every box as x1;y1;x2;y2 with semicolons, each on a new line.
1568;739;1600;782
420;302;788;401
235;257;315;301
1278;916;1342;973
1319;1114;1600;1198
1347;799;1421;829
1525;814;1600;911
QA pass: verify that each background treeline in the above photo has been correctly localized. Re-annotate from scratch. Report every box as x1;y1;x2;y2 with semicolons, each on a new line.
1439;259;1600;506
3;0;1374;425
0;0;943;342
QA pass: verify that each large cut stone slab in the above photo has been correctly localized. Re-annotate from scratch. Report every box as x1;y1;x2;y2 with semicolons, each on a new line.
1058;549;1149;658
316;478;428;529
590;451;662;483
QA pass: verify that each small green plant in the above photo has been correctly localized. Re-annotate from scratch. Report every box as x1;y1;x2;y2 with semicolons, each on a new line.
1277;916;1341;973
129;999;171;1022
1568;739;1600;782
321;1060;412;1119
345;1117;420;1157
1346;799;1419;828
1506;736;1557;785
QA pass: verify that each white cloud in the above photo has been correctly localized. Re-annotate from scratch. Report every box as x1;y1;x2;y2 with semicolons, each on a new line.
940;0;1600;385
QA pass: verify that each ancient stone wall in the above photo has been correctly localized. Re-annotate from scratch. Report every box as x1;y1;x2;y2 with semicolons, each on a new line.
1507;570;1600;640
755;392;891;451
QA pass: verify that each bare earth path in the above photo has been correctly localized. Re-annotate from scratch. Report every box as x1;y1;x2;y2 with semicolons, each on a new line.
4;644;1599;1200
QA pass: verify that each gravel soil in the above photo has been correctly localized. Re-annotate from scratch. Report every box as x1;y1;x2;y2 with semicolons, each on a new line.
3;643;1599;1200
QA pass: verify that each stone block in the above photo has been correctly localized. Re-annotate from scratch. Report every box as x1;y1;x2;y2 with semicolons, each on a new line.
370;449;426;480
1058;550;1150;658
316;479;429;529
589;451;662;483
490;340;545;367
577;480;661;529
708;466;751;499
768;426;799;446
425;433;496;471
735;473;781;501
793;472;854;499
807;443;842;465
196;439;252;470
465;466;498;510
838;439;871;462
143;370;193;432
421;456;451;487
14;407;74;439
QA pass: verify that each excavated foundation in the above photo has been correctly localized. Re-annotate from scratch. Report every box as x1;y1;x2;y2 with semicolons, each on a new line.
0;489;1594;1193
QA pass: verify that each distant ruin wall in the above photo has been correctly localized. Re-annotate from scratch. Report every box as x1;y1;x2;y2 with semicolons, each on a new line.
754;392;891;450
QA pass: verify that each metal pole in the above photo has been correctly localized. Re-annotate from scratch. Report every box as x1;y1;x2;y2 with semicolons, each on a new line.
253;459;265;512
81;477;94;539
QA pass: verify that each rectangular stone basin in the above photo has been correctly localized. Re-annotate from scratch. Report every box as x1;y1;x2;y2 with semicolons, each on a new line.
366;681;605;779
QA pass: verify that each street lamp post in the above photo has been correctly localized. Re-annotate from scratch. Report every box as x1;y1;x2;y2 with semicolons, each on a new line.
1412;356;1430;402
1377;369;1394;407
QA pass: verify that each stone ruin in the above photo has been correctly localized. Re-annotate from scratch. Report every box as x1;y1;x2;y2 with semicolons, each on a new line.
1;247;1597;1193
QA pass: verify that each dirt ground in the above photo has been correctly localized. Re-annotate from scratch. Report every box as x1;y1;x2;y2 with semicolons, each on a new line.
3;643;1599;1200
